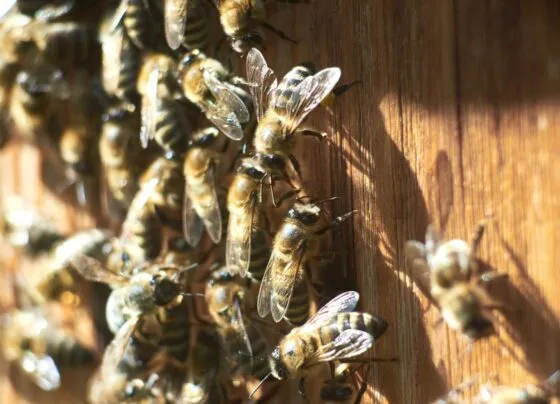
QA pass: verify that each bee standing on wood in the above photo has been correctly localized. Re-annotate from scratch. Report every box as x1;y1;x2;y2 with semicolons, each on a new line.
257;198;354;325
405;219;507;340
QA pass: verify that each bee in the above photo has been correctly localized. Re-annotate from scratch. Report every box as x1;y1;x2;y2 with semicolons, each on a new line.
0;11;35;65
320;363;369;404
117;155;185;266
112;0;165;51
250;291;388;398
476;371;560;404
404;219;507;340
214;0;302;54
163;0;209;51
257;199;355;324
246;48;341;182
0;196;65;256
182;126;228;247
205;267;270;379
0;307;95;391
34;229;113;302
177;49;251;141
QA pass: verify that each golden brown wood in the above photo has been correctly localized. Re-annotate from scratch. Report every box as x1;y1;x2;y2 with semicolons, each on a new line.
1;0;560;403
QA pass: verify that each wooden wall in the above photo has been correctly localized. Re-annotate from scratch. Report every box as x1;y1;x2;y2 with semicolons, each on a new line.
1;0;559;403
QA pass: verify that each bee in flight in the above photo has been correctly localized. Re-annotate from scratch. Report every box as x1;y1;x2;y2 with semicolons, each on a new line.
250;291;389;399
0;307;95;391
246;47;341;184
257;197;355;325
405;218;507;340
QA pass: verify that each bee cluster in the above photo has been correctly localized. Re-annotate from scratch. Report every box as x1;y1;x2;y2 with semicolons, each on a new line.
0;1;557;404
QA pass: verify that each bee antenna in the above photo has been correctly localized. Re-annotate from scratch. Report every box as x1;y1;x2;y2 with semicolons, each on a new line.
180;292;205;298
295;195;315;202
249;372;272;400
314;196;341;205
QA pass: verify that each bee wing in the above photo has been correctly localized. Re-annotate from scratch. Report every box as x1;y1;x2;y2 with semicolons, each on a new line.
308;329;374;364
203;72;248;140
182;178;205;247
404;240;431;291
231;298;253;369
110;0;129;32
20;351;61;391
284;67;341;130
164;0;189;50
225;199;257;277
269;243;307;323
140;64;159;149
198;165;223;244
70;254;129;285
100;317;139;378
302;291;360;329
246;48;278;121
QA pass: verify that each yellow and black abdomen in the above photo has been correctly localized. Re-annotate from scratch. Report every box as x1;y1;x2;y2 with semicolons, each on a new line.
43;328;94;367
157;300;190;363
284;273;309;326
272;65;314;113
115;33;141;106
154;97;191;156
182;4;209;51
247;228;270;282
318;312;388;345
38;22;98;69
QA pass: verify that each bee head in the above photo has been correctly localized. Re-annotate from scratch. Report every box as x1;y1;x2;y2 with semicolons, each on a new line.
178;50;202;73
150;273;181;306
230;32;264;55
288;202;322;226
269;347;289;380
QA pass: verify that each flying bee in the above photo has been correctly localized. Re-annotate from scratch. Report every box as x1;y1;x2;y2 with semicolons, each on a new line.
257;198;355;324
0;196;65;256
117;155;185;266
405;219;507;340
182;126;228;247
250;291;388;398
177;49;252;141
246;48;341;182
0;307;95;391
476;370;560;404
163;0;209;51
205;267;270;379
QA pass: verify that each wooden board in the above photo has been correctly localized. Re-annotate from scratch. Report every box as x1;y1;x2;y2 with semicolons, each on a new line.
1;0;559;403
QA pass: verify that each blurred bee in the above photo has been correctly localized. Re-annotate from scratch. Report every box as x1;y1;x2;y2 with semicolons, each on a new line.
246;48;341;182
257;198;354;324
405;219;507;340
163;0;210;51
99;104;146;212
0;196;65;256
88;316;167;404
476;371;560;404
320;362;369;404
250;291;388;398
177;49;252;141
0;307;95;391
0;59;19;117
111;0;166;51
159;236;200;268
34;229;112;302
205;267;270;379
71;255;191;335
182;126;228;247
214;0;302;54
0;10;35;65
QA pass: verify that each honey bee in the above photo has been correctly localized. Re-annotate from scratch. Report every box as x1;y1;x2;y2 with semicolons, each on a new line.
251;291;388;398
257;199;355;324
34;228;113;302
320;363;369;404
476;371;560;404
163;0;209;51
246;48;341;182
0;10;35;65
0;307;95;391
111;0;165;51
177;49;252;141
214;0;302;54
117;156;185;266
182;126;228;247
405;220;506;340
205;267;270;379
0;196;65;256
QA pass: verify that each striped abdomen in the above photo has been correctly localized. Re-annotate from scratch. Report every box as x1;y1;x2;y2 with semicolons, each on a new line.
317;313;388;346
157;301;190;363
121;200;164;263
154;97;191;155
44;329;94;367
39;23;97;67
182;5;209;51
246;324;270;379
272;65;314;113
115;33;141;105
124;0;152;49
284;275;309;326
247;228;270;282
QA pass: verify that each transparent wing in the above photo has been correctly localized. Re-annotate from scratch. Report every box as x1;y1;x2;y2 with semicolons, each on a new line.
307;329;374;364
197;165;223;244
100;317;139;378
70;254;128;285
245;48;277;121
182;179;204;247
230;298;253;370
284;67;341;130
303;291;360;329
20;352;61;391
404;240;431;292
164;0;188;50
270;243;307;323
203;72;248;140
110;0;128;32
256;255;273;318
140;65;159;149
225;199;257;277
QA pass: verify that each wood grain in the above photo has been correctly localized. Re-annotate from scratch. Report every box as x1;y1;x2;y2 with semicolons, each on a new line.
1;0;559;403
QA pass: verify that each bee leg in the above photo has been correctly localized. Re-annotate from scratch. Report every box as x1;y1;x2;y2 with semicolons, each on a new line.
316;210;357;235
297;128;327;141
478;271;508;285
258;21;298;44
289;154;303;181
470;212;492;254
297;378;310;403
332;80;362;97
354;365;372;404
270;187;299;209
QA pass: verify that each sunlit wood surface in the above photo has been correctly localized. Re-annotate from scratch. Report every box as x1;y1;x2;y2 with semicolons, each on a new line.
1;0;560;403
